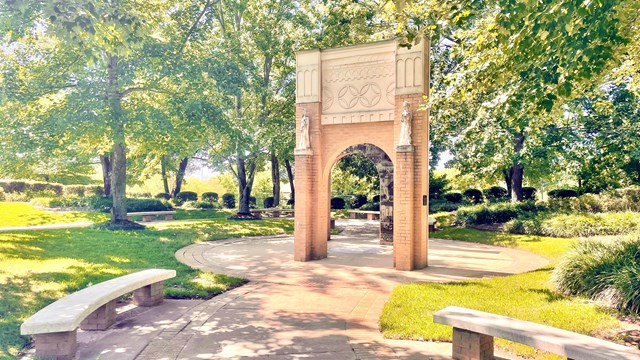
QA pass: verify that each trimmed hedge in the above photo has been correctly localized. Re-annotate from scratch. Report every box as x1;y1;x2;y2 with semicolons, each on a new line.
202;192;219;202
456;201;546;226
522;187;537;200
155;193;171;200
360;202;380;211
184;201;215;209
463;188;483;204
263;197;275;208
222;193;236;208
553;236;640;313
287;198;294;206
443;192;463;203
0;180;64;197
331;197;346;210
505;211;640;238
176;191;198;202
372;195;380;203
484;186;508;201
249;196;257;209
350;194;368;209
548;189;578;199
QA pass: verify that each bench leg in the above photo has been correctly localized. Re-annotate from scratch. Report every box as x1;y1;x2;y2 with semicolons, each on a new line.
142;215;154;222
350;212;356;219
33;329;77;360
133;281;164;307
165;214;174;221
80;299;117;331
452;327;494;360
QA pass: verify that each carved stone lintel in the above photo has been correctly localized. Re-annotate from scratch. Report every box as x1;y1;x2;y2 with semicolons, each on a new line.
396;144;414;153
294;148;313;156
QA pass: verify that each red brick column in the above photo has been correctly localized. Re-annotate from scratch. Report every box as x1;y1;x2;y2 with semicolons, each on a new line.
452;328;494;360
394;148;415;270
33;330;77;360
133;281;164;307
80;299;117;330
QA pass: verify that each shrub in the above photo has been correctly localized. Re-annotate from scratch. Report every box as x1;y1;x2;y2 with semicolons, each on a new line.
155;193;171;200
463;189;483;204
202;192;219;202
127;192;153;198
263;197;275;208
443;192;463;203
126;198;172;212
330;197;346;210
548;188;578;199
249;196;257;209
222;193;236;208
372;195;380;203
484;186;509;202
0;187;4;201
522;187;537;200
183;201;215;210
350;194;368;209
0;180;27;193
455;202;527;225
176;191;198;204
429;173;449;199
505;211;640;238
63;185;86;197
553;236;640;313
287;198;294;206
429;200;461;213
360;202;380;211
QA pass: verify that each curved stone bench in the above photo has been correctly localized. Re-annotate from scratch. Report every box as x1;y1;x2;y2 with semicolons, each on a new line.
434;306;640;360
21;269;176;360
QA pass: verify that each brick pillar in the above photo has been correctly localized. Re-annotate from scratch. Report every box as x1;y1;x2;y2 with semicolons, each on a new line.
133;281;164;306
33;330;77;360
80;299;117;330
452;328;494;360
294;102;327;261
394;147;415;270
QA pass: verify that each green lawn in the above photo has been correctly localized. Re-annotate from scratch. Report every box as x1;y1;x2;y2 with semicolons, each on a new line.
0;202;108;227
0;209;294;358
380;227;626;359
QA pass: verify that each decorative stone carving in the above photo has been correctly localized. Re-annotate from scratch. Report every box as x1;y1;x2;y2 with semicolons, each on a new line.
395;41;427;96
298;109;310;150
296;50;321;103
398;100;412;146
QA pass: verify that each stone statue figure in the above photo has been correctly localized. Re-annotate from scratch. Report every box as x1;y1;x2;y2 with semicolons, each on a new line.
398;100;412;146
298;109;310;150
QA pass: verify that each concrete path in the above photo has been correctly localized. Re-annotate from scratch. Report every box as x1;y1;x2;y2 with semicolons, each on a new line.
65;220;548;360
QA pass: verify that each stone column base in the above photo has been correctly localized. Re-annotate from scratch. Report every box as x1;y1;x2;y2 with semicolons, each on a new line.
452;327;494;360
133;281;164;306
80;299;117;330
33;330;77;360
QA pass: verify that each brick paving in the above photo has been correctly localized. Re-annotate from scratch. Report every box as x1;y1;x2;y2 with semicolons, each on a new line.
50;219;548;360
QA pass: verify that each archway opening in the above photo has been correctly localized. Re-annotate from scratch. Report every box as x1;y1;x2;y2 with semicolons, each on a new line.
328;143;394;250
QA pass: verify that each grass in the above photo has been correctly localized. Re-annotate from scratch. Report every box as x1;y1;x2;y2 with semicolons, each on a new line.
0;204;294;359
380;227;626;359
0;202;108;227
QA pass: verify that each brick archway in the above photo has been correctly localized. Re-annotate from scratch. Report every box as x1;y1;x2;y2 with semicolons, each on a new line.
294;39;430;271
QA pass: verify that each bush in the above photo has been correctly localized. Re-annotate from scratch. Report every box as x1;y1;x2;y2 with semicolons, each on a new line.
350;194;368;209
504;211;640;238
522;187;537;200
484;186;509;202
0;180;27;193
0;187;4;201
249;196;257;209
331;197;346;210
183;201;215;210
222;193;236;208
155;193;171;200
176;191;198;202
63;185;86;197
126;198;172;212
263;197;275;208
287;198;294;206
553;236;640;313
202;192;219;202
360;202;380;211
548;188;578;199
0;180;64;198
429;199;461;213
429;173;449;199
372;195;380;203
463;189;483;204
443;192;463;203
455;202;542;225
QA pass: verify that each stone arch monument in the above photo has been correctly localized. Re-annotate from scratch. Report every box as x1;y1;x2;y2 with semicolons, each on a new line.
294;39;429;271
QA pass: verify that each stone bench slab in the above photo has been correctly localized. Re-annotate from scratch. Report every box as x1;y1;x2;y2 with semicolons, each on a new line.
127;211;176;216
434;306;640;360
21;269;176;335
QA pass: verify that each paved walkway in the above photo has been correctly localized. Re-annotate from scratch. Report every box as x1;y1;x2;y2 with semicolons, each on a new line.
72;220;548;359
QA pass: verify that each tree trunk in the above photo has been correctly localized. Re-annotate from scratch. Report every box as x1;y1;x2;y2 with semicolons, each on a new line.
100;153;112;197
285;159;294;202
271;151;280;205
503;167;513;199
107;54;128;223
172;157;189;197
511;133;526;203
161;156;170;194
